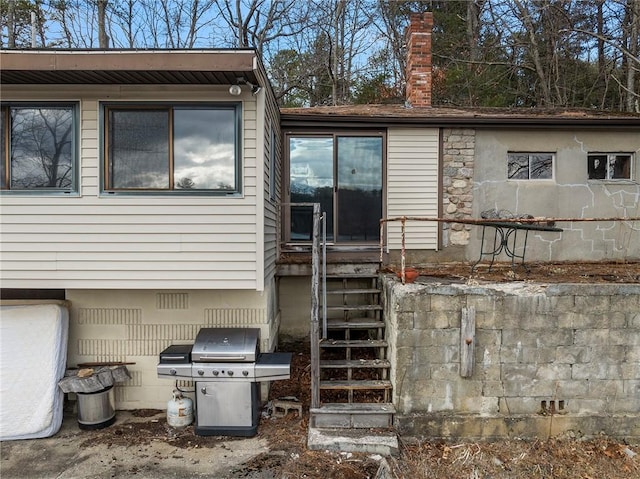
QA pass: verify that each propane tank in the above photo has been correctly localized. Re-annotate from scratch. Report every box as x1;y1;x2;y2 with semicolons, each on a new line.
167;389;193;428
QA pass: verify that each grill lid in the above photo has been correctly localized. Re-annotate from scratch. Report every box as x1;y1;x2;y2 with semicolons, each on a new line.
191;328;259;363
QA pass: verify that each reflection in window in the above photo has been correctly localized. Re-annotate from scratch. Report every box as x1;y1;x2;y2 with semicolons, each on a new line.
337;137;382;241
288;134;383;243
588;153;632;180
507;153;553;180
289;137;334;241
105;104;240;193
1;105;75;191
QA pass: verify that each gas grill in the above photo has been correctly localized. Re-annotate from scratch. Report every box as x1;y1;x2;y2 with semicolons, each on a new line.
157;327;291;437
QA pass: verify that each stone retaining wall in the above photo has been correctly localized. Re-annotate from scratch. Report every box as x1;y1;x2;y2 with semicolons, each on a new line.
383;277;640;441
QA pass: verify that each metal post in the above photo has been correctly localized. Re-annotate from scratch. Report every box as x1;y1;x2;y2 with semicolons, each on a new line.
322;212;327;340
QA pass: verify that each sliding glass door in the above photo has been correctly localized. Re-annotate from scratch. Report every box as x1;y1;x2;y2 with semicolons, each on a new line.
288;134;383;243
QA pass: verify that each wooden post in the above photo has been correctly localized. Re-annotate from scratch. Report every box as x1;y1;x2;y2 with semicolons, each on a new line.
310;203;321;409
400;216;406;283
460;306;476;378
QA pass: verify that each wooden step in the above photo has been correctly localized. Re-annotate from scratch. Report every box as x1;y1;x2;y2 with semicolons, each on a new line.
325;305;382;312
311;403;396;415
320;339;387;348
319;380;392;390
325;288;381;295
310;403;395;429
326;319;385;329
320;359;390;369
326;274;378;279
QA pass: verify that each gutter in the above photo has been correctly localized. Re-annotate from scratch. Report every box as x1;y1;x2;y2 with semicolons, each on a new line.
280;114;640;129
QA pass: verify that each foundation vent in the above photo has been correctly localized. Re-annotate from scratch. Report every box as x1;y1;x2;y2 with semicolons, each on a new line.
78;308;142;325
78;339;169;357
205;308;266;325
128;324;200;341
540;400;566;415
156;292;189;310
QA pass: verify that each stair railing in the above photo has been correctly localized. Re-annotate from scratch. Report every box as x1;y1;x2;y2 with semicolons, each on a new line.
310;202;326;410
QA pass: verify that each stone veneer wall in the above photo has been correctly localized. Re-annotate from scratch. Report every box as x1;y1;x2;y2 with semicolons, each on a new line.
442;128;475;247
383;277;640;441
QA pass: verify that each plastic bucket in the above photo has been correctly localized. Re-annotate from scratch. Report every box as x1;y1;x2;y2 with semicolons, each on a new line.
77;386;116;430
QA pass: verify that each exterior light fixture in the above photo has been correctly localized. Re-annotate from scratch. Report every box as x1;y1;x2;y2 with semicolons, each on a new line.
231;77;261;96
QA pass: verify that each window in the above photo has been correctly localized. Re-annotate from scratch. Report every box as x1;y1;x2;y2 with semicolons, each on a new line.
287;134;383;243
104;104;241;194
507;152;553;180
588;153;633;180
1;104;77;193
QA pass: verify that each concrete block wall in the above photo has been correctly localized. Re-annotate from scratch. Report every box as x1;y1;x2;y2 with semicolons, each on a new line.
384;278;640;441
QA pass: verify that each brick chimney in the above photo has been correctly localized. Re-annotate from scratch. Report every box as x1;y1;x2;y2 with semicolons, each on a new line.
405;12;433;108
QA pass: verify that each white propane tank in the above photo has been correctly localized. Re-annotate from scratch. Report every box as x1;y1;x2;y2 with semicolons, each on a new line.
167;390;193;428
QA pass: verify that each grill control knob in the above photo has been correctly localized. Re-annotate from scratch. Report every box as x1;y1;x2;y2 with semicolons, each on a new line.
212;370;219;376
227;370;234;376
242;370;249;377
197;369;204;376
170;369;177;376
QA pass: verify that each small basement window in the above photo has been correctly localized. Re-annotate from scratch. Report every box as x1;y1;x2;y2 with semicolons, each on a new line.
507;152;554;180
587;153;633;180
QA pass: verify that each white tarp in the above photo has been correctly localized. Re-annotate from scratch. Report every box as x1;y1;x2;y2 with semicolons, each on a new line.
0;302;69;441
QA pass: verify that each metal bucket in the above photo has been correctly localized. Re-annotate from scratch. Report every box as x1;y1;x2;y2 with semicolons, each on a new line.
77;386;116;430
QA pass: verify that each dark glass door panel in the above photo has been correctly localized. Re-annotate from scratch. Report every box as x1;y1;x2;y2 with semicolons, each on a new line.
336;137;382;242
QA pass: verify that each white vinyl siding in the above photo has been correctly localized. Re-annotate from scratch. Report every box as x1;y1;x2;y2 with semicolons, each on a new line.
386;127;439;250
259;68;281;284
0;85;263;290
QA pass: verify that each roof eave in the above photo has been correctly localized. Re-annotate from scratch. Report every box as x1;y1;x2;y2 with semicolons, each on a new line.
0;49;261;86
280;113;640;129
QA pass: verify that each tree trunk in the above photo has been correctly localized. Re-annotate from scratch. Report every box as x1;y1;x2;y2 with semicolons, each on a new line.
7;0;16;48
514;0;552;106
97;0;110;48
626;0;639;111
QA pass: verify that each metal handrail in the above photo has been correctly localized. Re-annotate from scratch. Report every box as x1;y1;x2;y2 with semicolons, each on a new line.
379;215;639;283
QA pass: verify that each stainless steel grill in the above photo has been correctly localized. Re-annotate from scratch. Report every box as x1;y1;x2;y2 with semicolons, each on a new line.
157;327;291;437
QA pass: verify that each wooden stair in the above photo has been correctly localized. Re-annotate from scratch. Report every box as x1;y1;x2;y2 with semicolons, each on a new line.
310;272;395;430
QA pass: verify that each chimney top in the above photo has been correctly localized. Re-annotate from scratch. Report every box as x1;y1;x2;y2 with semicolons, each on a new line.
405;12;433;108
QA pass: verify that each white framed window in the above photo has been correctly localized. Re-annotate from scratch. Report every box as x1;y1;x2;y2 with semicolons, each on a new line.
507;152;554;180
587;153;633;180
103;103;242;194
1;103;78;193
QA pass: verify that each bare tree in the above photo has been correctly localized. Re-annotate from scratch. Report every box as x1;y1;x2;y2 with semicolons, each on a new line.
157;0;217;48
6;0;16;47
1;0;39;47
624;0;639;111
97;0;109;47
211;0;309;53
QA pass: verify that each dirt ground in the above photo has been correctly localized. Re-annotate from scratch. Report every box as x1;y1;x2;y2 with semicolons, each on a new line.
68;341;639;479
390;260;640;284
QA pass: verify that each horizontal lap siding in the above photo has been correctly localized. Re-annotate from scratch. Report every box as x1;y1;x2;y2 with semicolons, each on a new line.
387;128;439;250
262;88;281;283
0;86;260;289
